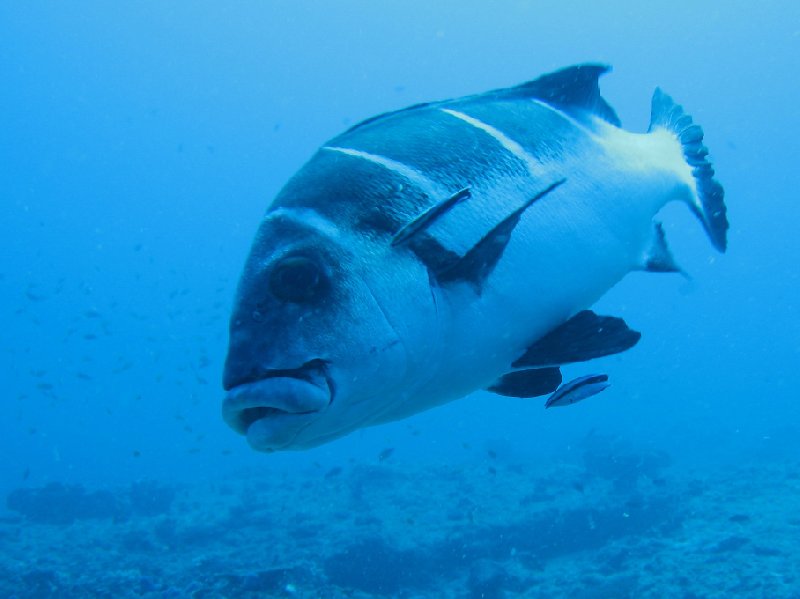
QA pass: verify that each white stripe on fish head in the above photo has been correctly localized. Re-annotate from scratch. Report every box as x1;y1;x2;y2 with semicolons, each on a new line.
266;206;343;241
224;205;413;450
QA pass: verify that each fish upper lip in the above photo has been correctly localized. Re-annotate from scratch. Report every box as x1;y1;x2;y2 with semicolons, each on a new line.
222;360;333;435
223;357;329;391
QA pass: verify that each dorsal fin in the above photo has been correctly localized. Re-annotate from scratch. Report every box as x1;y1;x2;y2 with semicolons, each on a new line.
341;64;619;136
500;64;620;127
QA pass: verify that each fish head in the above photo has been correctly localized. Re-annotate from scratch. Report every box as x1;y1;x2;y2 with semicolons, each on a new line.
222;208;408;451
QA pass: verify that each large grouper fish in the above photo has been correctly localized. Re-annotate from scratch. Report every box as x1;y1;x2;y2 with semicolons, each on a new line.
222;64;727;452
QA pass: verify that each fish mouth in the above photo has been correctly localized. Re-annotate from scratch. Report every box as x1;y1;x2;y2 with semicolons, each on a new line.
222;360;333;450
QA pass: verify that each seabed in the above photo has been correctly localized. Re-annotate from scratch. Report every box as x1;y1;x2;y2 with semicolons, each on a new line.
2;441;798;598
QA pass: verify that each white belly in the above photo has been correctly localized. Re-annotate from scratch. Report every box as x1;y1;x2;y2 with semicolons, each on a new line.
377;126;690;422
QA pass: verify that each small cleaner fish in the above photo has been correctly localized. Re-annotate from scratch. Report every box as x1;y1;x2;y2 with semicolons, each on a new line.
222;64;727;452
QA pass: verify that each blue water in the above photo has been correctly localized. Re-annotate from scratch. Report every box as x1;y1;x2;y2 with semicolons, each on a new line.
2;2;799;596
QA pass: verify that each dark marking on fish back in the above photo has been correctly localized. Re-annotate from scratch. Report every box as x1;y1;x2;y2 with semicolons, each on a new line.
437;179;565;291
407;236;461;276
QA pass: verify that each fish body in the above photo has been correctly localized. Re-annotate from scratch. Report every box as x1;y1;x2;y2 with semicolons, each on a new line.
223;64;727;451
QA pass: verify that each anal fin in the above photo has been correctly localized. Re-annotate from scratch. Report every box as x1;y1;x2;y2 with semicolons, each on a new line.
642;221;682;274
513;310;640;368
487;367;562;398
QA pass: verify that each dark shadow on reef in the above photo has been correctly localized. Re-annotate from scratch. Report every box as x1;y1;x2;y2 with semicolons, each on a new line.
324;497;681;597
7;480;175;524
322;434;680;596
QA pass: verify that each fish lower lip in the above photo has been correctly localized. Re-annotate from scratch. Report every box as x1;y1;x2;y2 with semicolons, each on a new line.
222;376;330;436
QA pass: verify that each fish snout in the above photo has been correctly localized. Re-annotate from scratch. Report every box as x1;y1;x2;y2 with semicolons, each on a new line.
222;360;332;451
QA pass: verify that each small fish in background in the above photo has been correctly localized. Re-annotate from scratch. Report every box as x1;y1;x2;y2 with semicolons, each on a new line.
25;285;47;302
221;64;728;452
112;362;133;374
728;514;750;524
24;279;65;302
324;466;343;479
378;447;395;463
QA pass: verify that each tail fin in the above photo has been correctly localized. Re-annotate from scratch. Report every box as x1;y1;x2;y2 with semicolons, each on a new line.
649;88;728;252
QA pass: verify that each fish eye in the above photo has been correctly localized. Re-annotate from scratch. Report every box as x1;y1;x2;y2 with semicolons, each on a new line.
269;256;325;303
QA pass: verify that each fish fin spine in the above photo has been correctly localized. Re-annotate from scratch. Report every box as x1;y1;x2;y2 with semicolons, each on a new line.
648;88;728;252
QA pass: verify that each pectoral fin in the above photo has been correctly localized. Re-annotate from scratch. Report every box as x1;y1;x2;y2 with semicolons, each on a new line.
513;310;640;368
487;367;562;398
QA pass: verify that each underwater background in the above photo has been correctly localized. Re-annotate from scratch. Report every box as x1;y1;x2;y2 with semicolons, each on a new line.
1;1;799;597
